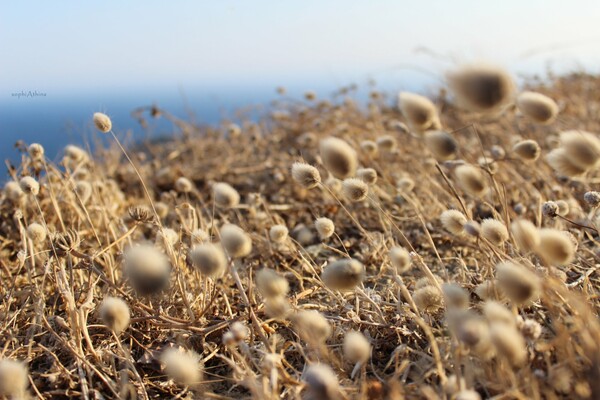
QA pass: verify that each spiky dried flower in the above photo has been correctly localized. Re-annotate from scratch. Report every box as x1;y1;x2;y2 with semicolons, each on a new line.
19;176;39;195
123;244;171;295
303;364;341;400
291;162;321;189
389;246;411;274
319;137;358;179
512;140;541;161
455;164;488;197
480;219;509;246
269;224;289;243
128;206;153;224
447;63;514;112
511;219;540;252
51;229;81;257
160;348;202;386
256;268;289;298
343;331;371;364
322;258;365;291
398;92;441;133
536;229;575;265
0;359;28;399
213;182;240;208
189;243;227;279
440;209;467;236
342;178;368;202
424;130;458;160
294;310;331;344
93;112;112;133
315;217;335;240
99;297;130;335
220;224;252;258
517;91;558;124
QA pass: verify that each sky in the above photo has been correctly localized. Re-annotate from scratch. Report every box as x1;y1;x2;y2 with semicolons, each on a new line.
2;0;600;96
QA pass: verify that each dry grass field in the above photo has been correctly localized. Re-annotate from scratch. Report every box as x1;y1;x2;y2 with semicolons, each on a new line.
1;66;600;399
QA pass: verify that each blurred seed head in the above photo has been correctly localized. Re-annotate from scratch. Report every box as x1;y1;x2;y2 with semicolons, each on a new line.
303;363;341;400
463;220;481;238
321;258;365;291
343;331;371;364
160;348;202;387
213;182;240;208
315;217;335;240
26;223;46;243
220;224;252;258
398;92;441;133
512;140;541;161
584;191;600;208
27;143;44;160
480;219;508;246
455;164;488;197
483;301;515;327
447;63;514;112
375;135;397;152
291;162;322;189
99;297;131;335
19;176;39;195
93;112;112;133
536;228;575;265
256;268;289;298
4;181;24;202
442;283;469;309
123;244;171;295
489;323;527;366
517;91;559;124
424;130;458;160
356;168;377;185
319;137;358;179
269;224;289;243
389;246;411;274
175;177;194;193
0;358;29;399
440;209;467;236
189;243;227;279
510;219;540;252
360;140;378;157
264;296;291;319
342;178;368;202
294;310;331;344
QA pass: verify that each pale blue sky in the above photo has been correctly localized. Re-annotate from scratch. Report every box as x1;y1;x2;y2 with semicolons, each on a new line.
2;0;600;94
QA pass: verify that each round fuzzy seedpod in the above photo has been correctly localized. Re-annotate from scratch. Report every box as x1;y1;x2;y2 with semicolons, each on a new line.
521;318;542;341
516;91;559;124
26;223;46;243
264;296;291;319
19;176;39;195
413;285;444;313
28;143;44;160
415;275;444;290
189;243;227;279
397;176;415;193
489;323;527;367
0;359;29;399
455;164;488;197
560;130;600;171
546;148;587;177
122;244;171;295
230;322;249;341
343;331;371;364
315;217;335;240
483;301;515;327
512;140;541;161
291;162;321;189
480;219;509;246
342;178;368;202
175;177;194;193
511;220;540;252
98;297;131;335
294;310;331;344
93;112;112;133
4;181;24;202
226;123;241;138
457;316;495;360
319;136;358;179
447;63;514;113
160;348;202;387
542;201;558;218
256;268;289;298
424;130;458;160
490;145;506;160
269;224;289;243
357;168;377;185
584;191;600;208
303;364;340;400
555;200;569;217
440;209;467;236
321;258;365;291
190;229;210;245
537;229;575;265
213;182;240;208
156;228;179;248
220;224;252;258
389;246;411;274
64;145;89;164
464;220;481;237
398;92;441;133
442;283;469;309
360;140;378;157
474;280;505;302
376;135;397;152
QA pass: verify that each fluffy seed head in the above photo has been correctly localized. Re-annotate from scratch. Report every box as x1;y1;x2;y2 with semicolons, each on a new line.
19;176;39;195
256;268;289;298
537;229;575;265
294;310;331;344
560;130;600;170
4;181;24;201
360;140;378;157
464;220;481;237
512;140;541;161
342;178;368;202
521;318;542;341
413;285;444;313
356;168;377;185
480;219;509;246
93;112;112;133
28;143;44;160
99;297;131;335
474;280;505;302
123;244;171;295
398;92;441;133
483;301;515;326
375;135;396;152
442;283;469;309
160;348;202;386
489;323;527;366
511;220;540;252
220;224;252;258
517;91;559;124
389;246;411;273
546;148;587;177
440;209;467;236
0;359;28;398
556;200;569;216
26;223;46;243
156;228;179;248
230;322;249;341
321;258;365;291
456;390;482;400
75;181;92;204
303;364;340;400
269;224;289;243
291;162;321;189
584;191;600;207
315;217;335;240
542;201;559;218
343;331;371;364
455;164;488;197
190;229;209;245
175;177;193;193
264;296;291;319
447;63;514;112
424;130;458;160
64;145;89;163
213;182;240;208
319;136;358;179
189;243;227;279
